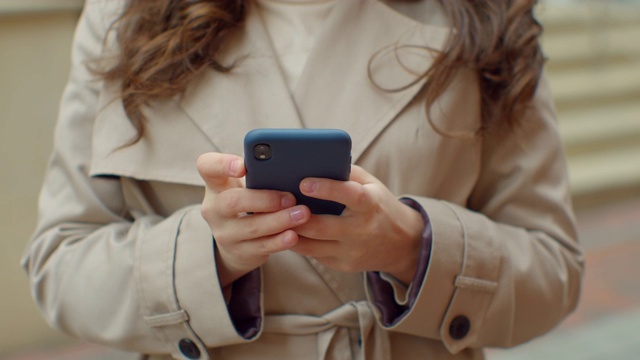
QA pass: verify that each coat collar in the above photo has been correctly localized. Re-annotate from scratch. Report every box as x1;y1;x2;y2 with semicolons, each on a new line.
178;0;450;162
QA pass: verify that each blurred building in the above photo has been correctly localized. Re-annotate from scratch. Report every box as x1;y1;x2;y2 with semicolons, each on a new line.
537;0;640;209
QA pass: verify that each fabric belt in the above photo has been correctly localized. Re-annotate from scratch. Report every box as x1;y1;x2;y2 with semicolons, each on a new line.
263;301;391;360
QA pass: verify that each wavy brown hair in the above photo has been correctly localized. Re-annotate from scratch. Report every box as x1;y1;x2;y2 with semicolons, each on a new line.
98;0;543;142
433;1;545;134
99;0;246;143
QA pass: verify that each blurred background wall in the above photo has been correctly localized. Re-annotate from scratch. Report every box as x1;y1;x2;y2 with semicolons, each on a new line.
0;0;84;355
540;0;640;208
0;0;639;358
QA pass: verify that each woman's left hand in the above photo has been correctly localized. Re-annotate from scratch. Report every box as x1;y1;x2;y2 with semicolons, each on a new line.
291;165;425;284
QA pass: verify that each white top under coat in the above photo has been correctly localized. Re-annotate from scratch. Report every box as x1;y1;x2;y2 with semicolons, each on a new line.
255;0;336;92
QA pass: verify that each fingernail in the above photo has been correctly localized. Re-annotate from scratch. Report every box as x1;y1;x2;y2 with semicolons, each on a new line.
229;159;240;175
281;195;295;208
290;208;305;222
301;180;318;194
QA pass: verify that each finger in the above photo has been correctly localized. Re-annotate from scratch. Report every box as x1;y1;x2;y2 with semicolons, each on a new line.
300;177;373;212
216;229;300;282
215;188;297;217
290;236;339;258
197;152;246;191
293;215;344;241
229;229;300;260
348;165;378;185
222;205;310;242
249;230;300;256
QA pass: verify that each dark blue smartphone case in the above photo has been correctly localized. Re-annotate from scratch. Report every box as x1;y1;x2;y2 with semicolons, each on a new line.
244;128;352;215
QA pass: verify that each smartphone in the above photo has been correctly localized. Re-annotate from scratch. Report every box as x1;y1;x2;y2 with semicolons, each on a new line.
244;128;352;215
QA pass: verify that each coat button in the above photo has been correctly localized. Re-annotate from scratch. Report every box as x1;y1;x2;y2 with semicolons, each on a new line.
178;338;201;359
449;315;471;340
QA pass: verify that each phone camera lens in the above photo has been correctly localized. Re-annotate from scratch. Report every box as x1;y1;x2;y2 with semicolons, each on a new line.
254;144;272;160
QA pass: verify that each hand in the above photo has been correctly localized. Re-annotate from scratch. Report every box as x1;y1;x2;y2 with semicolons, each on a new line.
197;153;311;288
291;165;425;285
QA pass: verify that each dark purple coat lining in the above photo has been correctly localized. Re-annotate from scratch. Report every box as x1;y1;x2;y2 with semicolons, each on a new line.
367;197;432;326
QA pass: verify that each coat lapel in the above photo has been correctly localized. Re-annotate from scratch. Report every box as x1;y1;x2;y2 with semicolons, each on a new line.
293;0;450;163
91;1;301;184
177;0;303;157
94;0;451;178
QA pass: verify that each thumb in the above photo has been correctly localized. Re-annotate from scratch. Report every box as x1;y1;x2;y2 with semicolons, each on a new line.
349;164;378;185
197;152;246;192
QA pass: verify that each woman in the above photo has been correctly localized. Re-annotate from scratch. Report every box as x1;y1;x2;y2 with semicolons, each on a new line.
22;0;584;359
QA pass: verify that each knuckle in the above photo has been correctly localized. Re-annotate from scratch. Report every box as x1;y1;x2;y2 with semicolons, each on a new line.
200;201;215;221
213;233;231;248
256;234;283;256
219;191;241;214
351;186;368;208
254;241;269;256
243;219;262;238
197;152;229;178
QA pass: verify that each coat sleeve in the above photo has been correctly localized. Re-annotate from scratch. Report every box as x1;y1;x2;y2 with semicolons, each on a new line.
366;74;585;354
20;1;257;358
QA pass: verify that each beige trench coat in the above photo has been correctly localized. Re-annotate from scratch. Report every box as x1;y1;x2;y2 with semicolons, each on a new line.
22;0;584;359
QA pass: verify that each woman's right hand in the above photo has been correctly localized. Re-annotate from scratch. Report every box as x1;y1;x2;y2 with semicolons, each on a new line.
197;153;311;288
